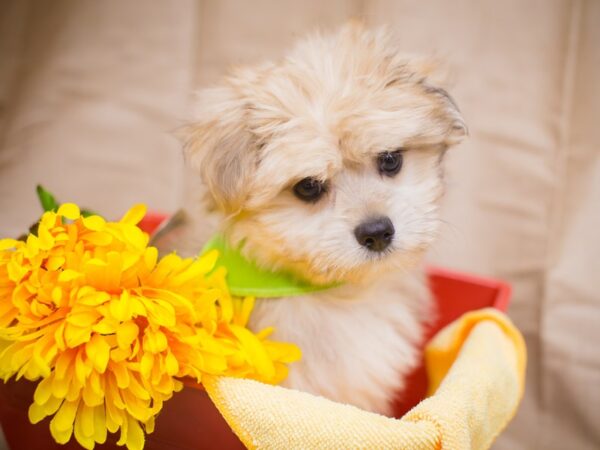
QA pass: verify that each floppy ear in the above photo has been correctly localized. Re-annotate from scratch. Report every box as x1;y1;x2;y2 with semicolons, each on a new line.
420;82;468;146
400;57;468;146
363;29;467;148
181;85;257;213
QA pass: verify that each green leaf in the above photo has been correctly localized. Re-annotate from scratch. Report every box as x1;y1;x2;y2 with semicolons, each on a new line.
36;185;59;212
80;209;99;218
35;185;100;218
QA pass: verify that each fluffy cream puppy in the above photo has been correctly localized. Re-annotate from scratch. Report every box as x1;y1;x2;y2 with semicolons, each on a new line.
181;23;466;415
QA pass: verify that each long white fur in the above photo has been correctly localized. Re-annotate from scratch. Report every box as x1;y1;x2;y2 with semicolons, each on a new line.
180;23;466;415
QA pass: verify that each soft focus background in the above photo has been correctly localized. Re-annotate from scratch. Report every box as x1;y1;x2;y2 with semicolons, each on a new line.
1;1;599;449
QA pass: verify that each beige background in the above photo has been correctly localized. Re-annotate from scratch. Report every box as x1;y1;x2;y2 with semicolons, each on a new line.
1;1;599;449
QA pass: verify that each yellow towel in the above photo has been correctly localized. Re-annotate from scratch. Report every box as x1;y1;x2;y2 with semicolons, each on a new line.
204;308;527;450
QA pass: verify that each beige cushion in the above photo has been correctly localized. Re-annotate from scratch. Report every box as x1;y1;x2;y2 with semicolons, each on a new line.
0;0;193;237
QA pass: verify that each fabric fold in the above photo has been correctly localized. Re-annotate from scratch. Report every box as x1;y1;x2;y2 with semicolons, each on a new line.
204;308;527;449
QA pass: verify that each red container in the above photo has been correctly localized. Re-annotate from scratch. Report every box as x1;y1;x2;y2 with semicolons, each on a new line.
0;215;511;450
392;266;511;417
138;212;169;237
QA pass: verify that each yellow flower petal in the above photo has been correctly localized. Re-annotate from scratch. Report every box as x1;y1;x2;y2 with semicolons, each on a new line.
110;293;132;322
51;398;79;433
127;374;150;401
198;249;219;273
75;349;92;385
82;380;104;407
81;231;113;246
234;296;255;327
173;378;184;393
200;352;228;374
28;400;48;424
165;351;179;376
37;223;55;250
110;347;130;362
50;418;74;445
64;323;92;348
106;373;126;409
66;378;83;402
153;373;177;395
51;286;63;304
170;255;215;285
54;351;74;379
93;402;107;444
116;411;129;446
230;324;275;380
85;334;110;373
271;361;291;384
105;399;123;433
144;415;155;434
116;321;138;350
79;403;95;437
33;374;54;405
0;239;19;251
45;395;65;416
264;340;303;364
82;215;106;232
143;247;158;271
52;321;67;351
92;318;118;334
57;203;81;220
74;405;95;450
219;293;234;323
143;329;167;353
122;225;148;250
51;372;70;399
79;290;111;307
144;298;175;328
58;269;82;283
1;199;301;448
7;257;28;282
110;361;130;389
89;370;103;397
255;326;274;340
140;353;153;379
125;415;145;450
119;204;147;226
121;389;151;421
47;256;66;271
67;308;101;328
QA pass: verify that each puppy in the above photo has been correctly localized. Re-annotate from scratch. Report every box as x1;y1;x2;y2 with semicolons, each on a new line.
180;23;466;416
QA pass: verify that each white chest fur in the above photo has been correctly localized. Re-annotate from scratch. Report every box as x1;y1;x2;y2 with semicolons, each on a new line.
248;269;431;415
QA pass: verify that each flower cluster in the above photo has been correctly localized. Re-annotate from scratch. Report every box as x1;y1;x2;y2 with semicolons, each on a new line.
0;204;300;450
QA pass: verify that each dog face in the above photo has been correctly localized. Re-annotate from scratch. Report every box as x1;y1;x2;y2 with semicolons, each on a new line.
184;24;466;284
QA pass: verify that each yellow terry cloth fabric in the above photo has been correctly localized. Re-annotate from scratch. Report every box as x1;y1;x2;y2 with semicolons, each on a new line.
203;308;527;450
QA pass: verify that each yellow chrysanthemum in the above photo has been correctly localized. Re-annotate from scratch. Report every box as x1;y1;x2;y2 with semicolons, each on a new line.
0;204;301;450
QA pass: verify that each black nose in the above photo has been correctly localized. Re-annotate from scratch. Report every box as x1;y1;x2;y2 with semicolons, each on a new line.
354;217;395;252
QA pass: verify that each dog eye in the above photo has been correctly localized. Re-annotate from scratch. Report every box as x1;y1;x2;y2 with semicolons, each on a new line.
377;150;403;176
293;177;326;202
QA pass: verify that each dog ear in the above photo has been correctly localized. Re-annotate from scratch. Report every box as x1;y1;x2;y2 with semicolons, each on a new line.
386;51;469;147
398;57;468;146
408;58;467;146
180;85;257;213
421;81;468;146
